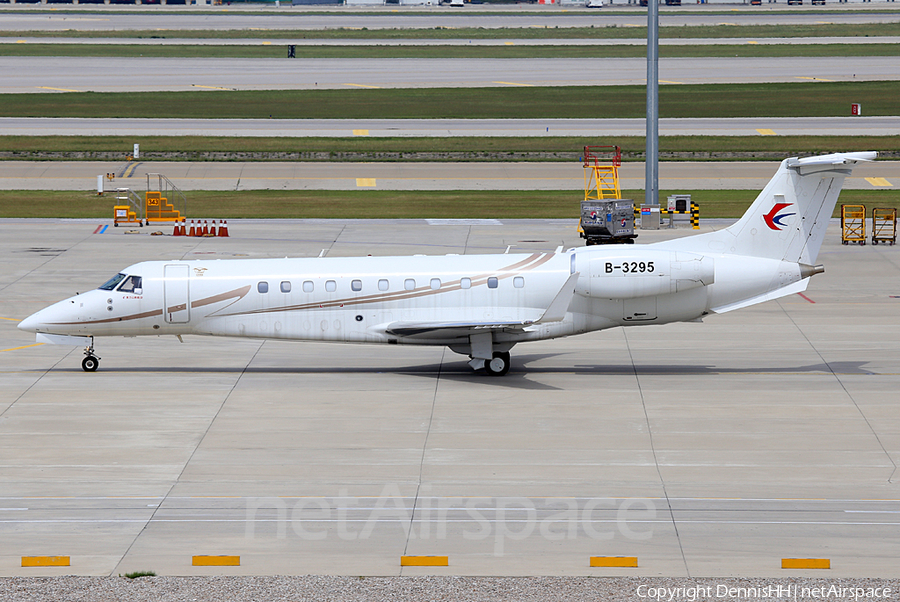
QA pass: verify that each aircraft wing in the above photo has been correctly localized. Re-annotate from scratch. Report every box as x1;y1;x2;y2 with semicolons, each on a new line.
383;273;579;340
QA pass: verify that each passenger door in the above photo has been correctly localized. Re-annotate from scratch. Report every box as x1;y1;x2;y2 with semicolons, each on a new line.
164;264;190;324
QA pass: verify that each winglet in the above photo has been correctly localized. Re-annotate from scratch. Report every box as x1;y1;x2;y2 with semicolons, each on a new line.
536;272;579;324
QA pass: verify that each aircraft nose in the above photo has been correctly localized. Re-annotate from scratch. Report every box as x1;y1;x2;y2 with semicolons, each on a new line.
18;312;42;333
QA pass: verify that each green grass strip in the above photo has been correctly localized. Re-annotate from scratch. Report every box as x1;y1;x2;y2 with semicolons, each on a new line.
9;22;900;40
1;82;897;119
3;43;899;59
2;136;897;161
3;189;897;220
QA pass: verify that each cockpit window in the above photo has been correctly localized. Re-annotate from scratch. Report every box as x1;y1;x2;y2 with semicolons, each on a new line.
117;275;143;293
98;273;127;291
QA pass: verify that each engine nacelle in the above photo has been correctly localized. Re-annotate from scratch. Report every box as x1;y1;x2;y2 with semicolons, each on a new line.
577;250;715;299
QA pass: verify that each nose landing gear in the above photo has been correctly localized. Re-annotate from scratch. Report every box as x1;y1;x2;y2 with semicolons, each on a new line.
82;338;100;372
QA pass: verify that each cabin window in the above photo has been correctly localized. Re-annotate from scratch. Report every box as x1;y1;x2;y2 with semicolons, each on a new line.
117;275;143;293
430;278;441;290
258;281;269;294
488;277;499;289
98;273;127;291
460;278;471;290
378;279;389;291
404;279;416;291
325;280;337;293
514;276;525;289
302;280;314;293
280;281;291;293
351;279;363;292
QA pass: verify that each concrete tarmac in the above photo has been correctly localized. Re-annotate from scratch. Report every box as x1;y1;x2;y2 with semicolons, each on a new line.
0;159;896;191
1;218;898;577
4;116;899;137
5;55;897;93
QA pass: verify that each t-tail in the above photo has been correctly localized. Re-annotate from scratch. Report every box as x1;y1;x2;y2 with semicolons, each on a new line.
660;151;876;264
654;151;876;314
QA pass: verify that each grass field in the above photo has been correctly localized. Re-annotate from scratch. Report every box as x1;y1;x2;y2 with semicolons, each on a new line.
4;189;897;220
4;43;899;59
10;22;900;40
2;81;897;120
3;136;897;162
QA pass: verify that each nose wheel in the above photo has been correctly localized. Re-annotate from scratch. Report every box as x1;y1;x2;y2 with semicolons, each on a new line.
82;338;100;372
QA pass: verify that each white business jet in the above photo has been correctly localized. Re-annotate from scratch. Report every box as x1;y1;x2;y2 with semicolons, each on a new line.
19;152;874;376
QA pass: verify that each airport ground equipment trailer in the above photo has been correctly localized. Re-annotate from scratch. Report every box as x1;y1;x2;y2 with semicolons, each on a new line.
872;207;897;245
841;204;866;245
580;199;637;245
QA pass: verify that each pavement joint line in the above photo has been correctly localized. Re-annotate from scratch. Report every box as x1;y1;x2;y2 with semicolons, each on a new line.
623;327;689;576
777;297;899;484
110;338;267;577
403;347;445;563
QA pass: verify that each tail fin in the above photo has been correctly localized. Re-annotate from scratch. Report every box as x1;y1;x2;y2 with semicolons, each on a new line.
661;152;876;263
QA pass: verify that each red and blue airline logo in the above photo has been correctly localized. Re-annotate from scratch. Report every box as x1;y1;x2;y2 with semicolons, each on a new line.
763;202;795;230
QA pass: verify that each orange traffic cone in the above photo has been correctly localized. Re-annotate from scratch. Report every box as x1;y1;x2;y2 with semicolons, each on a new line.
201;220;209;236
209;220;217;237
173;220;182;236
180;219;187;236
188;220;196;237
218;219;229;237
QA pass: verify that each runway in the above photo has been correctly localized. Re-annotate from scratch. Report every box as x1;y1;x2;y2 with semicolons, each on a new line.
5;36;900;46
5;55;897;93
4;116;900;137
1;218;898;576
1;159;896;191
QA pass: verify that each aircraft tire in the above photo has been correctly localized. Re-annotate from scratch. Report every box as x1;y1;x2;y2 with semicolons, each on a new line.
82;356;99;372
484;352;510;376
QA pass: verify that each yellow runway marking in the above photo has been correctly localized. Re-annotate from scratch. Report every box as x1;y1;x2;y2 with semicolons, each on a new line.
356;178;377;187
191;84;235;91
504;42;515;46
756;129;777;136
659;80;683;85
344;83;381;89
36;86;81;92
796;76;834;82
1;316;21;321
1;343;44;354
865;177;893;187
493;81;534;87
353;129;369;136
747;41;759;45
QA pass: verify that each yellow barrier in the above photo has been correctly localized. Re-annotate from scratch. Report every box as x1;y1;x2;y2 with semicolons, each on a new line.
22;556;70;567
782;558;830;569
400;556;449;567
192;555;240;566
590;556;638;568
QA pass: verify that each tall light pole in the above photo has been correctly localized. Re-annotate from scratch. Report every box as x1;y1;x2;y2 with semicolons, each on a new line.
645;0;659;207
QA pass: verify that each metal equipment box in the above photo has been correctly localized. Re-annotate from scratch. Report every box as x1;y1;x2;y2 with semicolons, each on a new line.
579;199;636;245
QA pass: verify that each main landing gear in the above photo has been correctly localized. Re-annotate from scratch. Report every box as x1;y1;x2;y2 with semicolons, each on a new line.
484;351;511;377
82;337;100;372
464;332;514;376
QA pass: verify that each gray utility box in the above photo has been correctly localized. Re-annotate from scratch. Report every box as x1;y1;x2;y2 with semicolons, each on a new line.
580;199;637;245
